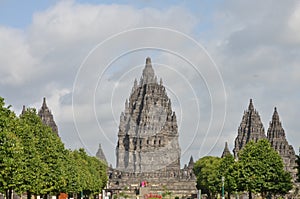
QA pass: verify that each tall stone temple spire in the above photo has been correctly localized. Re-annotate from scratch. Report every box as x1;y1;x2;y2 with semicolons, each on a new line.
141;57;155;84
96;143;107;164
38;97;59;136
267;107;297;181
116;57;181;173
233;99;266;158
187;156;194;169
221;142;232;158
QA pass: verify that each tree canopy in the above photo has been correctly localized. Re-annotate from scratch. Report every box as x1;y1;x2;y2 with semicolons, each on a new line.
193;156;221;199
194;139;293;199
0;96;107;199
218;153;237;198
0;98;24;198
237;139;292;198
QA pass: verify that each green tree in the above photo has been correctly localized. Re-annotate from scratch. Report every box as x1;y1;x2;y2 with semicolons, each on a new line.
18;108;45;198
62;149;81;196
72;148;107;196
219;154;237;198
237;139;293;199
0;96;107;198
194;156;222;199
0;97;24;199
19;108;68;197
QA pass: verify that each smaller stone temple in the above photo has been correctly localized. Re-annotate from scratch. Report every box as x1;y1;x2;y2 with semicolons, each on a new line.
96;143;108;164
38;97;59;136
233;99;298;182
221;142;231;158
233;99;266;158
267;107;297;181
21;97;59;137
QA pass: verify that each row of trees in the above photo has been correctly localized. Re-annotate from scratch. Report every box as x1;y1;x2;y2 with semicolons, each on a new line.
194;139;294;199
0;97;107;199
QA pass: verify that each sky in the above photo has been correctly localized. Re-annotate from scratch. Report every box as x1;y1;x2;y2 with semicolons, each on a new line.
0;0;299;167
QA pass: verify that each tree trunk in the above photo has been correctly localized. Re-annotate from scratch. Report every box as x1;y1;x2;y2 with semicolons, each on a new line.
249;191;252;199
8;189;13;199
27;191;31;199
5;189;9;199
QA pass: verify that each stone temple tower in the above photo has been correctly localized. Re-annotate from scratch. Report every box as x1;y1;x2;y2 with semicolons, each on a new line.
221;142;232;158
233;99;266;158
267;107;297;181
116;57;181;173
38;97;59;136
96;143;108;164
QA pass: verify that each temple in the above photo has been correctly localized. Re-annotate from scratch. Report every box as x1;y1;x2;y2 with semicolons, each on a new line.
108;57;196;197
96;143;108;164
233;99;266;158
38;97;59;136
267;107;297;181
233;100;297;182
221;142;232;158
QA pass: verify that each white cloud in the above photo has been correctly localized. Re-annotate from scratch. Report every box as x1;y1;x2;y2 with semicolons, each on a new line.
0;1;200;165
286;2;300;44
0;27;39;85
1;0;299;166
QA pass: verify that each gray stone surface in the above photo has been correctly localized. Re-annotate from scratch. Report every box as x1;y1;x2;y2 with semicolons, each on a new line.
233;100;298;182
116;57;181;173
96;143;107;164
267;107;297;181
233;99;266;158
108;57;196;197
38;97;59;136
221;142;231;158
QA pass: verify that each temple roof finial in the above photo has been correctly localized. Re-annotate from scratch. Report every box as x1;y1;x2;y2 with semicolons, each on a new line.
248;98;254;111
271;106;280;124
146;57;151;65
142;57;155;84
42;97;47;108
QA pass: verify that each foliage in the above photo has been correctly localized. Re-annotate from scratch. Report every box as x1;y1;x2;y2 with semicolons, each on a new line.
193;156;221;199
71;148;107;194
161;185;171;199
0;97;24;198
194;140;293;199
218;154;237;198
18;108;67;195
237;139;293;198
0;96;107;198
